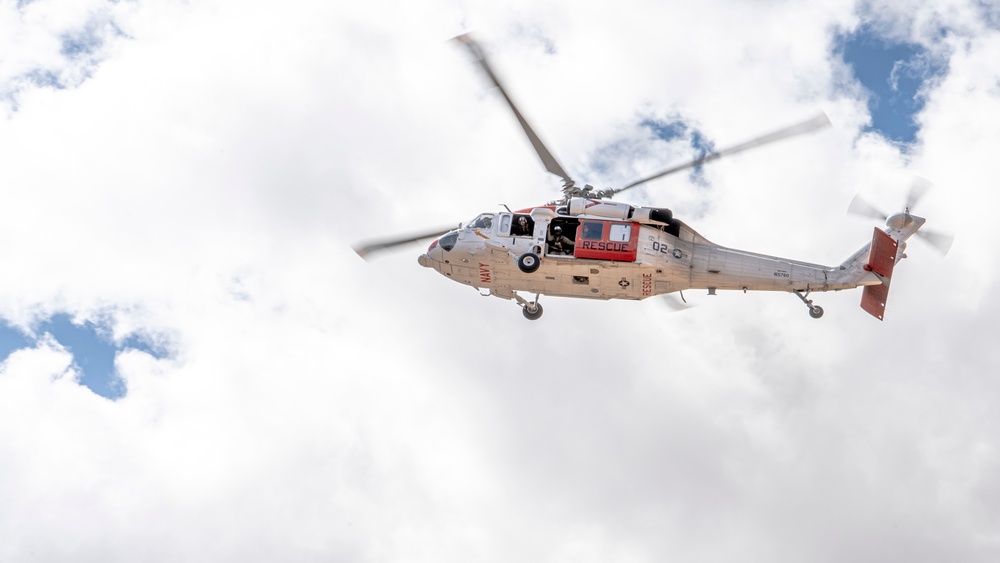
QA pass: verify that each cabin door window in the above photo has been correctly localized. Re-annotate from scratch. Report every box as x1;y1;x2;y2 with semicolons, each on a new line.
609;223;631;242
499;213;512;236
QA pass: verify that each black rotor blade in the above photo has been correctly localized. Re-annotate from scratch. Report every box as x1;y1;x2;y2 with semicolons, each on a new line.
905;177;952;254
847;194;889;221
906;176;933;211
454;33;573;186
610;113;831;196
353;226;455;261
661;292;696;312
916;228;954;256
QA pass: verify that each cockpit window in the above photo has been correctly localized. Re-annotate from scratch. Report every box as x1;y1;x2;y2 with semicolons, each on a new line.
438;231;459;251
466;213;495;230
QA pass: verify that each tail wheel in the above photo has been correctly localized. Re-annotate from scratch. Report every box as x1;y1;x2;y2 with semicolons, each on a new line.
517;253;540;273
522;303;543;320
794;290;824;320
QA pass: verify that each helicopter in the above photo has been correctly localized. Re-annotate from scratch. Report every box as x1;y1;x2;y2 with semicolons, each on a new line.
355;34;953;321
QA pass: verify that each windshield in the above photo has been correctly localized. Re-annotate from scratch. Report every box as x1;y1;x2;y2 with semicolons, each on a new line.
466;213;495;230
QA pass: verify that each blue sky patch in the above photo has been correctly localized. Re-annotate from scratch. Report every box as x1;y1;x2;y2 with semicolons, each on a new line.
837;27;948;144
642;119;714;157
0;313;169;400
60;15;127;60
39;314;123;399
60;31;105;60
641;118;715;184
23;69;66;90
978;1;1000;30
0;321;33;362
588;117;716;188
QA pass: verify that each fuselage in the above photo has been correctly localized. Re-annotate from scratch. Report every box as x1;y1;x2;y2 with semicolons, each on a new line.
416;201;887;302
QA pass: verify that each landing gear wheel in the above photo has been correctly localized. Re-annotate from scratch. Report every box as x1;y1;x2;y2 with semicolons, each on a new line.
517;253;540;273
794;290;825;320
522;303;543;320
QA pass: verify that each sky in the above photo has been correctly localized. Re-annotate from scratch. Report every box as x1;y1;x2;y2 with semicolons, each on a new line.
1;0;999;561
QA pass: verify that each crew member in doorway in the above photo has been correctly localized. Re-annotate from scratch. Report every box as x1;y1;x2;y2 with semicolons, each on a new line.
547;225;574;255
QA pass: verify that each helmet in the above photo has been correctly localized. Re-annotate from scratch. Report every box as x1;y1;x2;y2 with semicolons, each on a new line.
553;226;562;235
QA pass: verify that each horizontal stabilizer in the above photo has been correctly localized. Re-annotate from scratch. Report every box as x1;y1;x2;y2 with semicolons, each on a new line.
860;228;899;320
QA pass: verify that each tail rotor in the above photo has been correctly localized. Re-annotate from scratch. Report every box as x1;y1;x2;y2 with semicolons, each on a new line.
848;176;954;255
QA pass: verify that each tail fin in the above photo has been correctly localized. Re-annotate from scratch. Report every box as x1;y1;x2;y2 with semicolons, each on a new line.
859;228;899;320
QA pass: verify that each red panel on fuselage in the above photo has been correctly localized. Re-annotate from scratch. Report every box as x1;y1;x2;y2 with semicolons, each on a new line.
573;221;639;262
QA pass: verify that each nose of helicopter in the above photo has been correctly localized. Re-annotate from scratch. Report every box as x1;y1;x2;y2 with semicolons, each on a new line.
418;238;443;268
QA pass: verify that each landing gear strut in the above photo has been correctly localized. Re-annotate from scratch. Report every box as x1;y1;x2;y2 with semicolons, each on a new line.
513;292;543;320
794;290;824;319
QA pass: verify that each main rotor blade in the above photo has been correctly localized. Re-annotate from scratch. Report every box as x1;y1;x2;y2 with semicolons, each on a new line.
661;292;696;312
847;194;889;221
353;226;455;261
906;176;933;212
917;228;954;256
454;33;573;186
610;113;831;196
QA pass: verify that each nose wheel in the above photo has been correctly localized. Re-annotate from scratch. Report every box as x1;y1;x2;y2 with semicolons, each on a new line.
522;302;543;320
794;290;824;319
513;292;543;320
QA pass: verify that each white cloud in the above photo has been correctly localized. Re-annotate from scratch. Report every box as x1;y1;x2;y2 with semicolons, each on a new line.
0;0;998;561
0;0;134;109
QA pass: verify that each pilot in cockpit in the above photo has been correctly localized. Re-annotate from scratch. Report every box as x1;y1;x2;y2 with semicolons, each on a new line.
467;213;494;230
